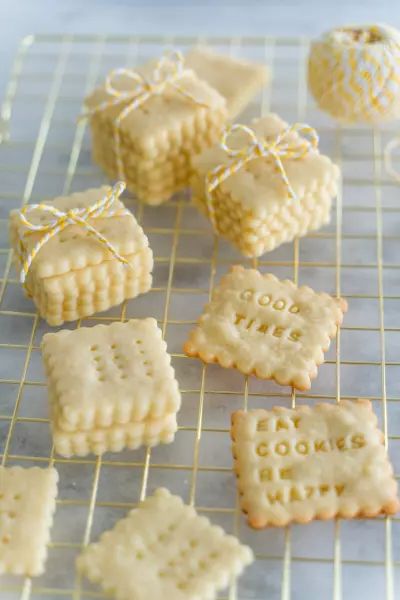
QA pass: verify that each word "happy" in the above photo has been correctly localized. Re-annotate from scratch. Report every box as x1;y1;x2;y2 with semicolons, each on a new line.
264;483;345;505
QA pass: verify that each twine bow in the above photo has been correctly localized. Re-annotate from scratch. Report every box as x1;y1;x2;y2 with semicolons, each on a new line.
17;181;129;291
205;123;319;230
81;50;208;181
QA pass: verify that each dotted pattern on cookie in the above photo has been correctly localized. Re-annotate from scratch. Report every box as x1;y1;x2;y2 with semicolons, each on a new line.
184;265;347;390
231;400;399;528
42;318;181;457
0;467;58;576
77;488;253;600
42;318;181;430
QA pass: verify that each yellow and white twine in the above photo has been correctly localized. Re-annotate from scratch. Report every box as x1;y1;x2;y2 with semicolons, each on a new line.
17;181;129;292
81;50;208;181
308;24;400;123
205;123;319;230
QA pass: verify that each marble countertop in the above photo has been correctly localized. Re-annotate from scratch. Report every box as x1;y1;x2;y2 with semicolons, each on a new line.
1;0;399;100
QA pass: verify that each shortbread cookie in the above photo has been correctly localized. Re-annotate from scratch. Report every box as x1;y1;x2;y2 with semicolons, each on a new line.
77;487;253;599
191;113;340;257
85;53;227;204
9;186;153;325
184;266;347;390
231;400;399;528
42;319;181;457
0;467;58;576
186;47;269;118
51;410;177;458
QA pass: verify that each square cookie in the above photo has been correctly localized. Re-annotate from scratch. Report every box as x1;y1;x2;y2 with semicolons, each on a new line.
0;467;58;576
85;53;227;205
42;318;181;457
186;47;269;118
231;400;399;528
77;487;253;600
191;113;340;257
9;186;153;325
184;266;347;390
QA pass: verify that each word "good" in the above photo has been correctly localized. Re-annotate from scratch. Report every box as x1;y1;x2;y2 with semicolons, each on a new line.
239;288;301;314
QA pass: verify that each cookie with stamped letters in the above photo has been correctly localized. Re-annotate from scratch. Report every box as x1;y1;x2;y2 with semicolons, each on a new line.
77;487;253;600
184;265;347;390
231;400;399;528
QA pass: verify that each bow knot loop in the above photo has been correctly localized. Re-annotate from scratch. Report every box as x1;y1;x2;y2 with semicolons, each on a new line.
104;68;147;100
220;124;260;158
17;181;130;290
153;50;184;84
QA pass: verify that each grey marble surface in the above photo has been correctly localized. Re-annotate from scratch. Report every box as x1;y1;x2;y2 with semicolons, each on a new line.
1;0;400;100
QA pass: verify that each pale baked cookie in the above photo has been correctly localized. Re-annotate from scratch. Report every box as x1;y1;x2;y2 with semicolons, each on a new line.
191;113;340;257
42;318;181;457
77;487;253;600
0;467;58;576
184;266;347;390
84;55;227;205
9;186;153;326
231;400;400;528
186;47;269;119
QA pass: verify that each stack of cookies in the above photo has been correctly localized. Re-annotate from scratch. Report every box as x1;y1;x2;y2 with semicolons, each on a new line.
9;186;153;325
41;319;181;457
191;113;340;257
84;49;268;205
85;60;227;205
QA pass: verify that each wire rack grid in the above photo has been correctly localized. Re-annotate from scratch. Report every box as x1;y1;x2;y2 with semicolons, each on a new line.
0;33;400;600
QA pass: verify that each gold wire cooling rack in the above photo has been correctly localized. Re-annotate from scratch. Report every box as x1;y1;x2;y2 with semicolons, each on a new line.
0;33;400;600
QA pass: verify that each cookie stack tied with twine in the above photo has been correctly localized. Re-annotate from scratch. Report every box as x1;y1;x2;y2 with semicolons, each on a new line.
83;51;227;205
308;24;400;123
191;113;339;258
9;183;153;325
